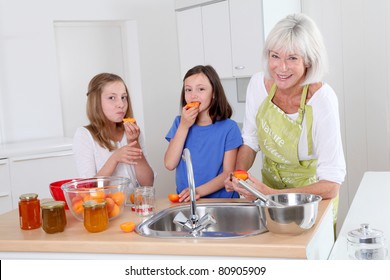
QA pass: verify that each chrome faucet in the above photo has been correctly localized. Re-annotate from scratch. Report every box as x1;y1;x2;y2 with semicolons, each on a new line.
173;148;216;236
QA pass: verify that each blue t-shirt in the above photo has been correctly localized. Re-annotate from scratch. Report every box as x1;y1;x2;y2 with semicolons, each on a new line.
165;117;242;198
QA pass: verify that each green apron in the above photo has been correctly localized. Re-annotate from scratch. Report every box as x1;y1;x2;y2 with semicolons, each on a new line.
256;84;338;225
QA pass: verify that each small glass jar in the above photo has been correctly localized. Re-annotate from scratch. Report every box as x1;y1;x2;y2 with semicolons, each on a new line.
347;223;388;260
19;193;41;230
41;201;67;234
134;186;155;217
83;200;109;233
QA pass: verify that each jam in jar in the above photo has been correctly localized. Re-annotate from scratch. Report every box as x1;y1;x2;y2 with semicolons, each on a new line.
19;193;41;230
41;201;67;234
83;200;109;233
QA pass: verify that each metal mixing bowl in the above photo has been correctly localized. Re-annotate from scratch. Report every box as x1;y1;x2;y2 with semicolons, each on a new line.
260;193;322;235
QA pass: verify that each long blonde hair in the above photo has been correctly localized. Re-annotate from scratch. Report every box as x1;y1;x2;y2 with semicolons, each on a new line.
85;73;133;151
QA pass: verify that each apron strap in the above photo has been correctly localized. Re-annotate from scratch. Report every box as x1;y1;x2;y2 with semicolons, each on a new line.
296;84;309;124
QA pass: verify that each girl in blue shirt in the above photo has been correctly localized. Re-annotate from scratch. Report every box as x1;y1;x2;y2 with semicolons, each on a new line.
165;65;242;202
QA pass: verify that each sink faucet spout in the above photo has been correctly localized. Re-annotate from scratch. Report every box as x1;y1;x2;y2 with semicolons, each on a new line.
173;148;216;235
183;148;198;225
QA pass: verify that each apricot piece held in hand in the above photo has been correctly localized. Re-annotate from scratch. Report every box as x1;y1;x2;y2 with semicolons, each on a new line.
185;102;200;109
232;169;249;181
123;118;136;123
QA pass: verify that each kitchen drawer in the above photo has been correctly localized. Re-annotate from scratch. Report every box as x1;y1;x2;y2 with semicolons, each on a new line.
9;150;78;208
0;158;13;214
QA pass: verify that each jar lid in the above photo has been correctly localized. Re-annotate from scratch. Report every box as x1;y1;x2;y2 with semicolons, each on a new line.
19;193;38;201
41;201;65;209
347;223;385;244
83;200;107;208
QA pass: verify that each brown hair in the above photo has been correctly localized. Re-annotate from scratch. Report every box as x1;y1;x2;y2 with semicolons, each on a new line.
84;73;133;151
180;65;232;123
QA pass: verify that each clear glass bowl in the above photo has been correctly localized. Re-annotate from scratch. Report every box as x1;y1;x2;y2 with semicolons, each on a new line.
61;176;130;222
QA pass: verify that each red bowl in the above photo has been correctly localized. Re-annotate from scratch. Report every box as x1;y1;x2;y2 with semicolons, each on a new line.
49;179;80;209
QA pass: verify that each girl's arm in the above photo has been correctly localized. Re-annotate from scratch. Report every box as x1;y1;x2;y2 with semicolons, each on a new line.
132;140;154;186
73;127;98;178
179;148;238;202
164;107;198;170
164;122;189;170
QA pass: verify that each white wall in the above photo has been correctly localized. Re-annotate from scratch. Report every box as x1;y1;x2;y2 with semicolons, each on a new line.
302;0;390;232
0;0;181;198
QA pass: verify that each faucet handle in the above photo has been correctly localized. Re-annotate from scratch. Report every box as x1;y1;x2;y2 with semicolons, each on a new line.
173;211;193;231
198;213;216;226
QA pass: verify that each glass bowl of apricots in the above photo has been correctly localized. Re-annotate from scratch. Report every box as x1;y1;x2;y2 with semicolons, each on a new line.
61;176;130;222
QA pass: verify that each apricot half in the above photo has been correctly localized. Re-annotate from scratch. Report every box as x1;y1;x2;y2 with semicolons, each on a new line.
123;118;136;123
185;102;200;109
232;169;248;181
120;221;136;233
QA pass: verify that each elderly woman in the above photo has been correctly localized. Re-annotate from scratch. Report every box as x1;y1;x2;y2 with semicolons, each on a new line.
225;14;346;225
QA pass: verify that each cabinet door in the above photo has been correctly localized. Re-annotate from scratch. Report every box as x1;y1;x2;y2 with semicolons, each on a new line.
9;151;78;208
262;0;301;39
176;7;205;78
202;1;233;78
229;0;264;77
0;159;13;214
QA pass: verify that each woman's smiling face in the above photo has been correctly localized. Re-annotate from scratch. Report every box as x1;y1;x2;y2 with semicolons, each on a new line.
268;49;307;90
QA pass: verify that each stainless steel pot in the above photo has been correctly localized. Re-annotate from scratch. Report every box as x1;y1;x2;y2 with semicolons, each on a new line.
260;193;322;235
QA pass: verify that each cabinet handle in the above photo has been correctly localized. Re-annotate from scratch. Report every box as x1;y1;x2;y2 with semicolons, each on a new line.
0;192;10;198
235;66;245;70
11;151;74;162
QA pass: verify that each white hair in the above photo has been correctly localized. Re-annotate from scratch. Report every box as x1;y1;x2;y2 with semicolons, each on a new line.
263;13;328;85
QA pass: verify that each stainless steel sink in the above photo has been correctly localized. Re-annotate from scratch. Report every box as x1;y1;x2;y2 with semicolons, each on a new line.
136;202;267;238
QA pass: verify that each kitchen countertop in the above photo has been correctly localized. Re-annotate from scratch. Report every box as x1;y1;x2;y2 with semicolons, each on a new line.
0;198;333;260
329;171;390;259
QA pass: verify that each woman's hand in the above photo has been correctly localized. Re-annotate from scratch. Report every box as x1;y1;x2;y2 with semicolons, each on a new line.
112;140;143;165
178;187;200;203
124;121;141;143
225;172;276;200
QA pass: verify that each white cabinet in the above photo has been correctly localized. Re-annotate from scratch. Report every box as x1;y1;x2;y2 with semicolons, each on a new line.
229;0;264;77
9;150;78;208
0;137;78;211
0;159;13;214
176;0;301;78
176;1;232;78
202;1;232;78
176;7;204;78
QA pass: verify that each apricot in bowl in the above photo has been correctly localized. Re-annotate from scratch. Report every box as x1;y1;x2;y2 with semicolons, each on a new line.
61;177;130;221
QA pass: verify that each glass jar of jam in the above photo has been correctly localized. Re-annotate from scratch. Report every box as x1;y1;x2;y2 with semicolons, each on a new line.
19;193;41;230
41;201;67;234
83;200;109;233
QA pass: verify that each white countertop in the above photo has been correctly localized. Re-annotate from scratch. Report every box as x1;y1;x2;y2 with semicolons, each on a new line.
329;171;390;259
0;137;73;158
